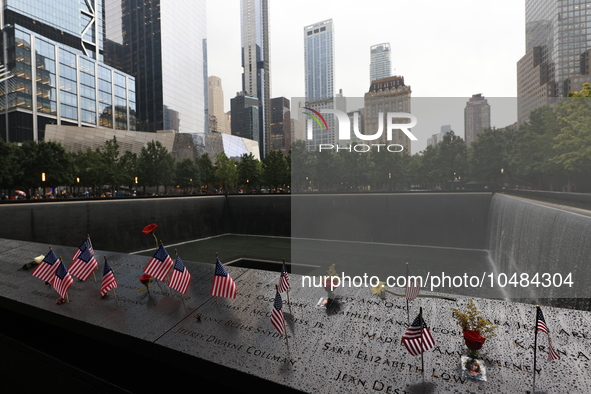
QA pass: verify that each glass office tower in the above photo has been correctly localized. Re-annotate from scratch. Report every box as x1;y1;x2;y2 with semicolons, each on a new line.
0;0;136;142
518;0;591;122
104;0;208;134
303;19;335;150
370;43;392;83
240;0;270;158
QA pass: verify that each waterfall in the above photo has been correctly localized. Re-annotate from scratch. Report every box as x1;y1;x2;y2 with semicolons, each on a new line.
487;193;591;301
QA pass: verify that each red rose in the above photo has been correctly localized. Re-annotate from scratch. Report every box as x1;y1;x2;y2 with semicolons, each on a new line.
463;330;486;351
140;274;152;285
142;223;158;234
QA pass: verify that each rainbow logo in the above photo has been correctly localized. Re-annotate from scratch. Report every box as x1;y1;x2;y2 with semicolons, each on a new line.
303;107;328;130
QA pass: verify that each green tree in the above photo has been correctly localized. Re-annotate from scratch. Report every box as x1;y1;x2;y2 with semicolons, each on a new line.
214;152;238;193
119;150;139;194
175;157;201;193
137;141;175;194
237;153;262;192
510;106;561;189
289;140;314;192
198;153;217;192
19;140;73;194
72;148;102;193
552;95;591;189
435;131;468;189
0;139;24;193
263;150;289;191
97;136;125;193
468;127;514;185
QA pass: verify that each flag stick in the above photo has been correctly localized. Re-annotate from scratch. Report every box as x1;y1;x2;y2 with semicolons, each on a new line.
419;306;424;375
276;285;289;344
215;252;219;305
283;259;292;315
406;262;410;325
87;235;97;282
533;305;539;393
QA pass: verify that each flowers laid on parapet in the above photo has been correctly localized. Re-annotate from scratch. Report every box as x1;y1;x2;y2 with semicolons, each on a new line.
138;273;153;293
451;299;497;358
323;263;339;300
19;255;45;271
142;223;159;249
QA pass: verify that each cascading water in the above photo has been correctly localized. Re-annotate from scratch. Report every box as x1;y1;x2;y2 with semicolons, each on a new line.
486;193;591;304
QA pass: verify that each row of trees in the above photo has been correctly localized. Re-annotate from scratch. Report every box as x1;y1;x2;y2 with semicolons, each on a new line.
0;137;291;197
291;86;591;192
3;86;591;197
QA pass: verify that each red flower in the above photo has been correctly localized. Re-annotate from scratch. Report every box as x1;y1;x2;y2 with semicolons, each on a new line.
140;274;152;285
463;330;486;351
142;223;158;234
324;276;339;292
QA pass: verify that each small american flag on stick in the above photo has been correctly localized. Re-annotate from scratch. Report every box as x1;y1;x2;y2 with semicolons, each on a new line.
210;256;237;299
143;243;174;281
52;261;74;300
31;248;60;283
68;241;98;281
100;256;118;298
270;289;285;335
278;261;290;293
169;255;191;295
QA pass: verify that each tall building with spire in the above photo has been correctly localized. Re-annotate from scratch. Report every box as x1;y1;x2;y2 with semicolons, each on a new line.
240;0;270;158
517;0;591;123
104;0;208;134
370;43;392;83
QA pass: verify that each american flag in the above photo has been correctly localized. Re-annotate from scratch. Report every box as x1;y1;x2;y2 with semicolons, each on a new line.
31;249;61;282
72;237;93;260
210;257;237;299
143;244;174;281
68;241;98;281
405;277;421;301
100;257;118;297
169;255;191;295
401;313;435;356
277;262;290;293
536;307;560;361
52;261;74;299
270;290;285;334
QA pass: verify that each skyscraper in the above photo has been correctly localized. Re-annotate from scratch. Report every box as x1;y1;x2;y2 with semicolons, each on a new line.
231;92;259;143
0;0;136;142
104;0;208;134
270;97;291;154
240;0;270;158
304;19;335;150
304;19;334;102
208;76;230;134
517;0;591;123
370;43;392;83
363;76;412;150
464;94;490;147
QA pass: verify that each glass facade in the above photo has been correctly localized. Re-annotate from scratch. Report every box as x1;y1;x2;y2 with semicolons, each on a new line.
4;0;103;59
370;43;392;83
0;24;136;142
525;0;591;96
304;19;334;101
104;0;207;134
240;0;270;156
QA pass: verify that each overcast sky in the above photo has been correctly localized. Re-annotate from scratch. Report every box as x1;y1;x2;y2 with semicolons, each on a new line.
206;0;526;153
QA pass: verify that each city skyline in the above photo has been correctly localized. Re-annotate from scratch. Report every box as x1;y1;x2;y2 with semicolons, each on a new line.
207;0;525;107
